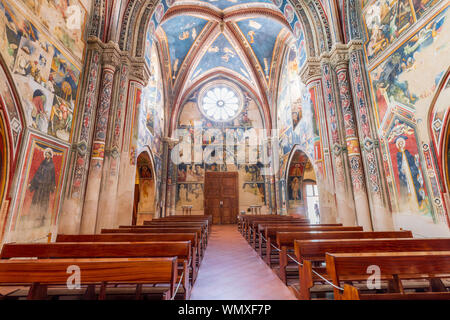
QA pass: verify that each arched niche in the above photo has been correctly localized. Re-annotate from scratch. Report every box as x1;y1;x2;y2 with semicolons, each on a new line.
283;146;319;221
134;148;158;225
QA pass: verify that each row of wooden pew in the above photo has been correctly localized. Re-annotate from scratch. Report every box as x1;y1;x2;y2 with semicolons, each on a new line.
239;214;450;300
0;215;212;300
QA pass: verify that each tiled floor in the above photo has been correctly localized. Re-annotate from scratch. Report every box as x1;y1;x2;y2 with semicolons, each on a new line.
190;225;297;300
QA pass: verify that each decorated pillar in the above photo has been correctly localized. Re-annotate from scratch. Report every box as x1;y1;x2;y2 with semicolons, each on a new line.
330;45;373;231
114;60;149;227
58;38;103;234
320;56;358;226
80;42;121;234
300;59;337;223
94;55;130;231
347;42;394;230
163;137;179;217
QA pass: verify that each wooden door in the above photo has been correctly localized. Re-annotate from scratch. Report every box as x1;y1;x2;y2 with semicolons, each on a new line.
204;172;238;224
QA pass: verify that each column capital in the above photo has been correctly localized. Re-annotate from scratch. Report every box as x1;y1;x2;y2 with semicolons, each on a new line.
163;136;180;149
101;41;122;71
299;58;321;84
129;57;151;86
329;43;350;69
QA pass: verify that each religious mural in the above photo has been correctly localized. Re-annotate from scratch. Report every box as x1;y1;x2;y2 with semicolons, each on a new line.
8;132;67;242
363;0;440;62
277;45;316;180
382;117;432;217
370;6;449;124
138;42;165;213
175;81;267;212
17;0;87;61
0;0;81;142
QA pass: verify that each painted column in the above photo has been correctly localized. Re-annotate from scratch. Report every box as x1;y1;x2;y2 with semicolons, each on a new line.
80;42;120;234
163;137;179;217
114;61;149;227
300;59;337;223
347;42;394;230
58;38;103;234
331;45;373;231
94;57;130;231
320;57;357;226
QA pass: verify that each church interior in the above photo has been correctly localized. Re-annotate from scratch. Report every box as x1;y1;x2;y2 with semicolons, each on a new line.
0;0;449;301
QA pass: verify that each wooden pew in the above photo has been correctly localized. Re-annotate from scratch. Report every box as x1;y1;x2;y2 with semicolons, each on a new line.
138;221;208;242
248;220;313;248
294;237;450;299
326;251;450;300
56;233;200;282
1;242;192;299
254;223;343;254
0;258;177;300
238;214;298;236
102;227;206;259
264;226;364;267
276;230;413;285
153;215;212;233
242;216;308;242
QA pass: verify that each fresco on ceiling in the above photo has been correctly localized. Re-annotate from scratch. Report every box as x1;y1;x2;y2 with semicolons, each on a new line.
236;17;284;81
175;82;267;212
0;0;80;142
189;0;273;10
161;15;208;79
370;6;449;124
363;0;440;62
191;34;252;82
277;45;316;179
8;132;68;242
17;0;87;61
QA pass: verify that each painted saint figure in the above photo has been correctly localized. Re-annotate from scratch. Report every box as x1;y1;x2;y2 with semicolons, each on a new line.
28;148;56;227
290;177;301;201
395;137;425;210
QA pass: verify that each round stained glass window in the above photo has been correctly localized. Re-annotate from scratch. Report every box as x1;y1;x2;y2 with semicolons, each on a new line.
199;84;243;122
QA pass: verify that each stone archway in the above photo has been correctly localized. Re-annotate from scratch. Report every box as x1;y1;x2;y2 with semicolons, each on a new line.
284;146;318;220
135;149;158;225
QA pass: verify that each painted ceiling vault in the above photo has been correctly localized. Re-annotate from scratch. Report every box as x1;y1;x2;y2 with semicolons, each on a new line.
149;0;305;112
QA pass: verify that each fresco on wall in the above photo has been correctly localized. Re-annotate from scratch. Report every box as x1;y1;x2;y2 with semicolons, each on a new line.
139;43;164;158
370;6;449;124
9;133;67;242
0;1;80;142
175;81;267;211
136;152;156;220
277;45;316;179
363;0;440;62
383;117;432;216
17;0;87;60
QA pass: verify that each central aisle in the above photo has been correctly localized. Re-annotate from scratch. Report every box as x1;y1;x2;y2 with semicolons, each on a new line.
190;225;297;300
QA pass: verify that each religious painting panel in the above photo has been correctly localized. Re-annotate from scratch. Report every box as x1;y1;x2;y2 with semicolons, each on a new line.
9;132;68;242
0;1;81;142
369;5;450;124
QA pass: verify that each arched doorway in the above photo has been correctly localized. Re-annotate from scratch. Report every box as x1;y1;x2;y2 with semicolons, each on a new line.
134;150;157;225
285;148;319;222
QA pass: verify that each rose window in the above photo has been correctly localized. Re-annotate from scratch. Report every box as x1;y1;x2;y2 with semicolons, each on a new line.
200;86;242;122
